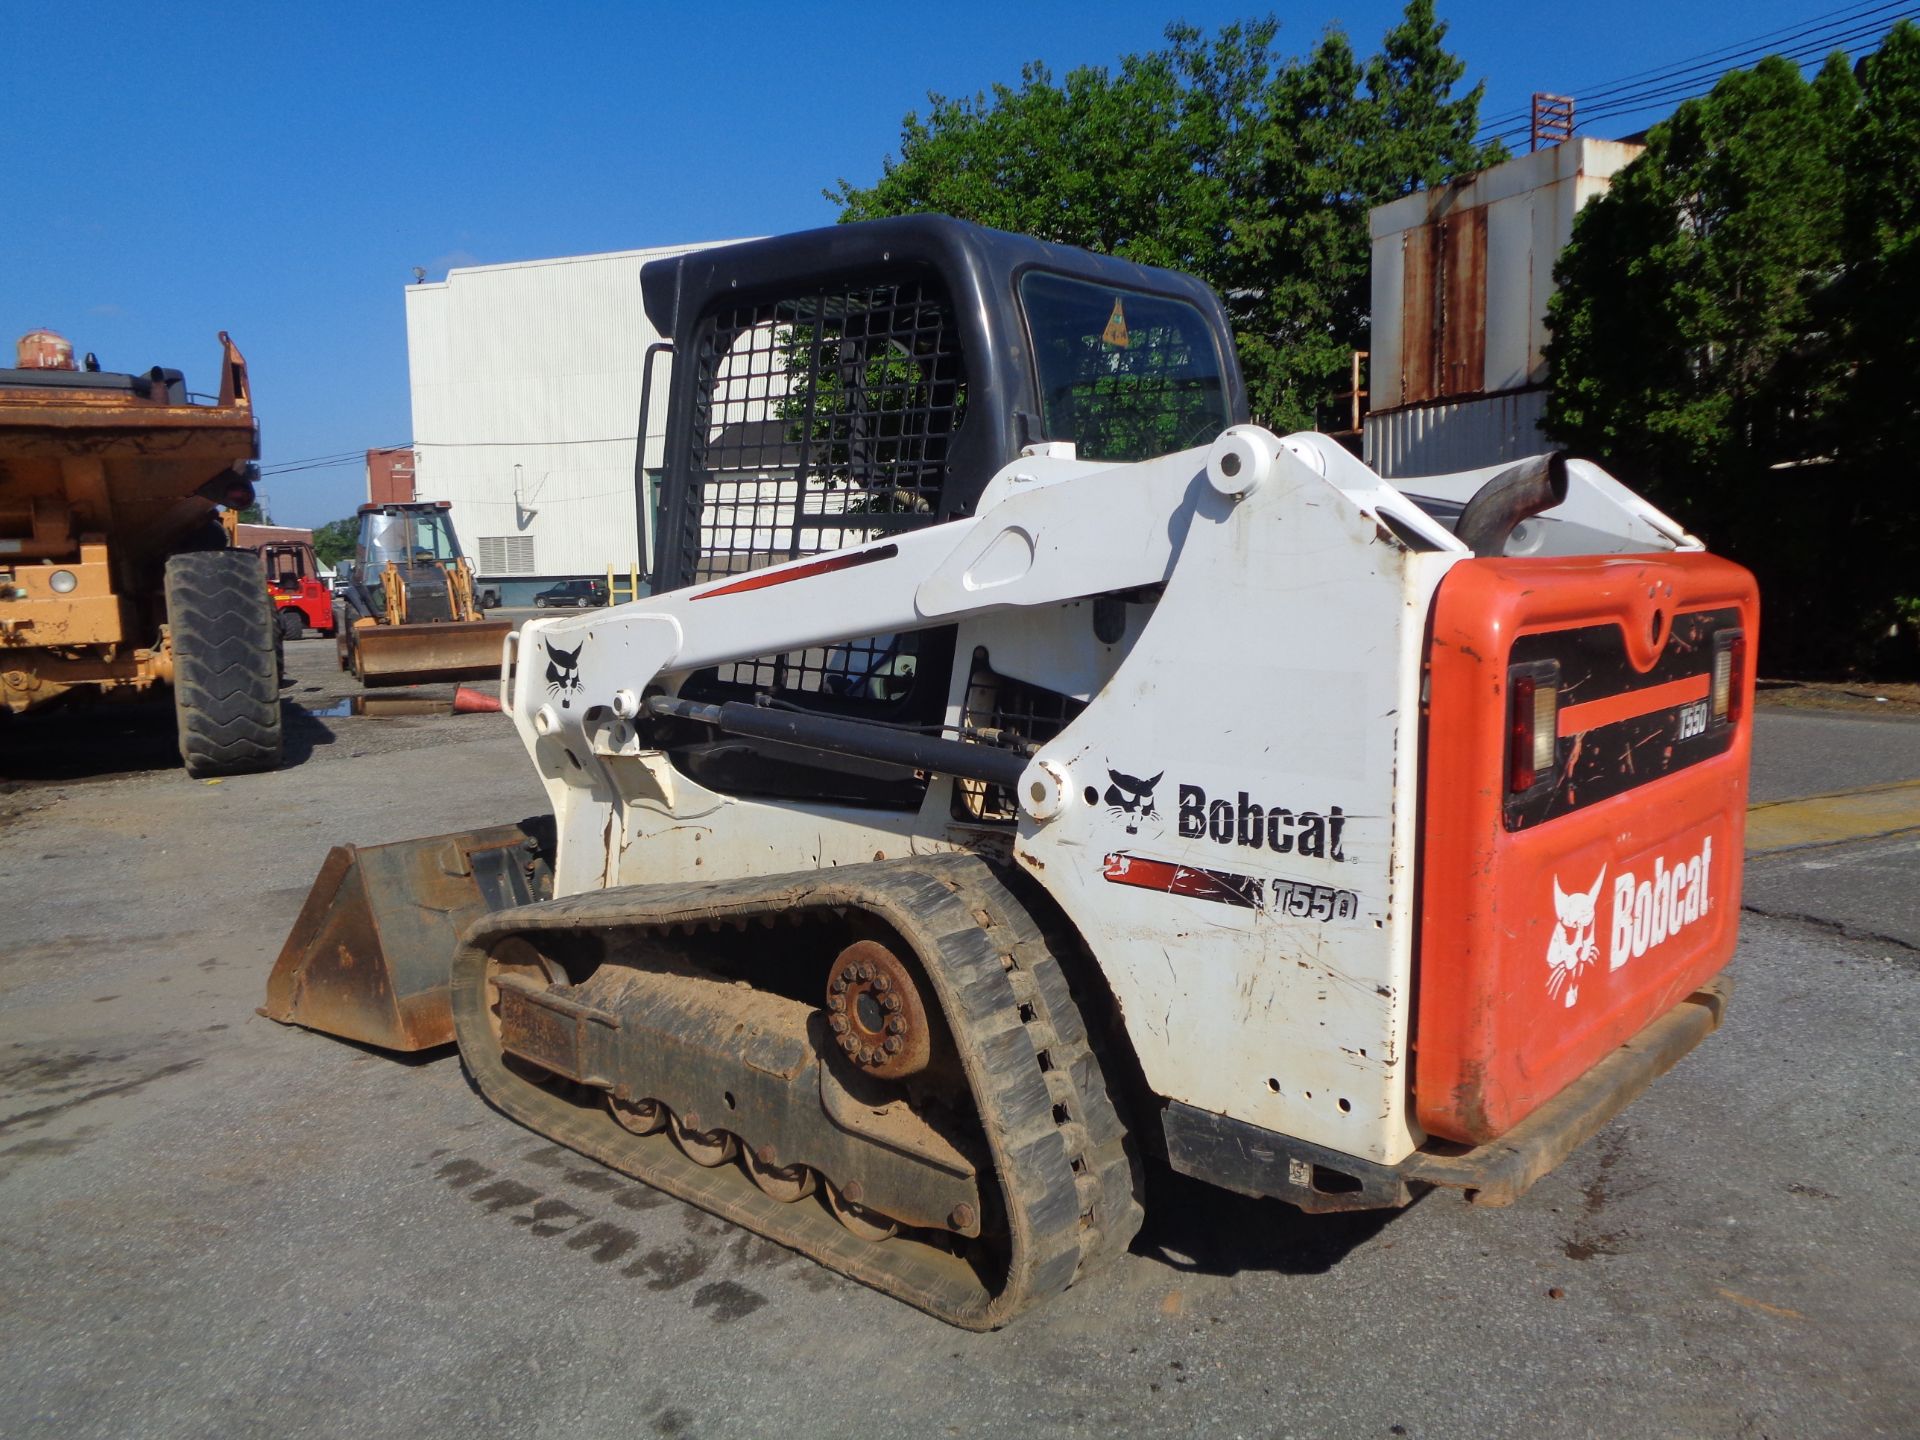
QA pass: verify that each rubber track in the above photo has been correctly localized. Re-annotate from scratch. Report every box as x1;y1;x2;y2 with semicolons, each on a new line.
164;549;283;777
450;853;1143;1329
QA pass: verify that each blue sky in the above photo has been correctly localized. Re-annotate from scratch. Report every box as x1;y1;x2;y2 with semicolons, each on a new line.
7;1;1903;527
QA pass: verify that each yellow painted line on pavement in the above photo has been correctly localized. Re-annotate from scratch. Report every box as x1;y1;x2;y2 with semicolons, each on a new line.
1746;778;1920;856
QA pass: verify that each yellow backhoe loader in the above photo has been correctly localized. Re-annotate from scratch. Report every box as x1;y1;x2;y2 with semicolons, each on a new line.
333;500;509;687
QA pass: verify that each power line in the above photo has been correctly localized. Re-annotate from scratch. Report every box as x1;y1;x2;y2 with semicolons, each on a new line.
1475;0;1908;130
410;435;645;448
1478;23;1914;145
259;433;654;478
1475;4;1914;144
257;446;401;477
441;486;642;506
1478;21;1906;143
1474;0;1909;132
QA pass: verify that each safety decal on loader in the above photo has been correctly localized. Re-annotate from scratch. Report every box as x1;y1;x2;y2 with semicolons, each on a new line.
1103;852;1259;908
1102;768;1163;835
1176;784;1348;861
544;639;584;706
1545;835;1716;1009
1102;852;1360;920
1546;868;1605;1008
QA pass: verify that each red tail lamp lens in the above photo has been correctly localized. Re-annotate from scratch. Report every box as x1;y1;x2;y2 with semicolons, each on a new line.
1509;674;1537;793
1727;633;1746;724
1712;630;1747;725
1507;665;1560;794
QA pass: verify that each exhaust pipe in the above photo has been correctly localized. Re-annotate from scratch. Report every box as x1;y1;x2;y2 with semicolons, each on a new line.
1455;453;1569;557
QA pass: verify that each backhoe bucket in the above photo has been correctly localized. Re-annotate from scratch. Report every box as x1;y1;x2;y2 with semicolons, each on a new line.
352;618;513;688
262;820;552;1051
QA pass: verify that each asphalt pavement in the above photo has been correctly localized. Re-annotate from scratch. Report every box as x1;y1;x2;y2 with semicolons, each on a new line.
0;640;1914;1440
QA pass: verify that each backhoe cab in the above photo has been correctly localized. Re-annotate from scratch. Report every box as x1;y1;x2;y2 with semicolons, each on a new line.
267;216;1754;1328
333;500;509;687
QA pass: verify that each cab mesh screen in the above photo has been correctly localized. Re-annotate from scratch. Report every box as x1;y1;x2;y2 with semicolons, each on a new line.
686;278;965;698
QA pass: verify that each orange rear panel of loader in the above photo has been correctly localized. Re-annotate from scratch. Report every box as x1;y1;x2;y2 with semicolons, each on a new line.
1416;553;1758;1145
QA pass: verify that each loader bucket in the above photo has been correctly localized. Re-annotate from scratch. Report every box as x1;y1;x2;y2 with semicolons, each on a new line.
352;618;514;688
262;819;552;1052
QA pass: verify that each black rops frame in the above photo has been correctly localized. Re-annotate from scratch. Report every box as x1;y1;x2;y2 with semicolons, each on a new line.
634;214;1249;594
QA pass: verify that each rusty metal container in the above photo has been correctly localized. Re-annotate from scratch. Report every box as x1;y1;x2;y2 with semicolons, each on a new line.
15;329;75;370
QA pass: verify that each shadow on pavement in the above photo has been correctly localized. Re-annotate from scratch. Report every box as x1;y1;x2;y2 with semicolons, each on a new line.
1131;1160;1406;1277
1;695;334;787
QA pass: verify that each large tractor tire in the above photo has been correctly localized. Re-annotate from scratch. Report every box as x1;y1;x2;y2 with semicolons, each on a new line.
165;549;284;777
276;607;306;641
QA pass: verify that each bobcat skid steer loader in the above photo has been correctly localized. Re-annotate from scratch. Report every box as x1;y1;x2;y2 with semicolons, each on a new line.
265;217;1755;1328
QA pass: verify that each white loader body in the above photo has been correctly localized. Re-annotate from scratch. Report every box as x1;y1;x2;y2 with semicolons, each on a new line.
504;426;1697;1168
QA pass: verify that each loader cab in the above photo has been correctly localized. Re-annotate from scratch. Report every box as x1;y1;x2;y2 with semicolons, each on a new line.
357;502;463;571
638;216;1247;804
1019;269;1234;463
351;501;473;629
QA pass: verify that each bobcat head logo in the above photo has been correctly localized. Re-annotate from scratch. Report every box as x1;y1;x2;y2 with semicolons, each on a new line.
1104;768;1163;835
544;640;583;708
1547;867;1606;1009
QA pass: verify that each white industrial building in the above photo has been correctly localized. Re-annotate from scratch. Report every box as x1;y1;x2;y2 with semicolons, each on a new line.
402;239;751;603
1364;137;1642;477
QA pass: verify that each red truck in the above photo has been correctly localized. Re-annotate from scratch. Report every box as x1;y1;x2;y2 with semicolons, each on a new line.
257;539;335;640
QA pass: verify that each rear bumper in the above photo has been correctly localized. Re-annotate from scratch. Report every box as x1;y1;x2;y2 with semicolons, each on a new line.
1163;976;1731;1212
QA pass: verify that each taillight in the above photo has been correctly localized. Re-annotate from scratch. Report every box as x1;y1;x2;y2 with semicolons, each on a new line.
1712;629;1746;725
1508;662;1560;793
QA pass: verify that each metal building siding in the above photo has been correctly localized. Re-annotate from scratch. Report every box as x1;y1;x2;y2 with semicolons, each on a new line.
1482;190;1536;392
403;240;751;581
1367;138;1643;410
1362;389;1549;479
1369;229;1405;414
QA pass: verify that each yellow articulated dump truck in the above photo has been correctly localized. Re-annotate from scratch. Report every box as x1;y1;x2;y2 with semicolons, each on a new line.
0;329;282;776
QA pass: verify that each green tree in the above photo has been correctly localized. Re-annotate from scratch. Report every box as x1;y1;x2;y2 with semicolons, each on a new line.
312;517;359;568
1842;23;1920;452
831;4;1502;433
1546;31;1920;672
834;47;1222;268
1361;0;1494;197
1838;24;1920;619
1222;4;1503;427
1547;56;1854;486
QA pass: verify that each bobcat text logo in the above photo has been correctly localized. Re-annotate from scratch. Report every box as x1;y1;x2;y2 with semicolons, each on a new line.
1609;837;1712;971
1103;769;1163;835
1546;837;1715;1010
1546;868;1605;1008
1177;785;1346;861
544;640;583;708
